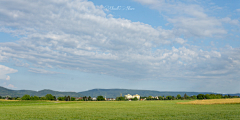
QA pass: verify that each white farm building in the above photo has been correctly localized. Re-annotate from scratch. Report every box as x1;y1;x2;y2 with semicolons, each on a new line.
124;94;140;100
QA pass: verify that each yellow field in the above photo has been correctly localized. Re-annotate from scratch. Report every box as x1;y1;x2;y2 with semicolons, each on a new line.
177;98;240;105
0;99;19;101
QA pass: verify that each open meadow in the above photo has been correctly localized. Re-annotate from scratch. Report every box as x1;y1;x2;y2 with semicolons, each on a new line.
0;99;240;119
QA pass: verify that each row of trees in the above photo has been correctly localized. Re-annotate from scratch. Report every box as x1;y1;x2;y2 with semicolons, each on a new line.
0;94;107;101
21;94;56;100
140;93;239;100
1;93;239;101
0;96;21;100
196;94;239;99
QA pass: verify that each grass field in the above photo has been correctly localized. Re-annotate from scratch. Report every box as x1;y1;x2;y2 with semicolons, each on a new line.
0;99;240;119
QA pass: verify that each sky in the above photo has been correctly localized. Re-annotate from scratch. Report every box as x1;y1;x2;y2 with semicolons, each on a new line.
0;0;239;93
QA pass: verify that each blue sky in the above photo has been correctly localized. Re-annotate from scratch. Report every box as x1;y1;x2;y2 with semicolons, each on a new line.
0;0;239;93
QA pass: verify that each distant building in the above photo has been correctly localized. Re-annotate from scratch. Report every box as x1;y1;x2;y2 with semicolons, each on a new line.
92;97;97;101
106;98;115;101
125;94;133;99
124;94;140;100
133;94;140;100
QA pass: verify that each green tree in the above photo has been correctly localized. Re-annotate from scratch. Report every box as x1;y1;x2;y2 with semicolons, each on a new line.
147;96;152;100
158;96;163;100
186;95;190;99
97;96;105;101
177;94;181;99
205;94;210;99
57;97;65;101
83;96;87;101
190;95;195;99
0;96;2;99
223;95;228;98
66;96;71;101
30;96;39;100
116;96;126;101
30;96;34;100
34;96;39;100
197;94;205;99
7;97;13;100
184;93;187;99
216;94;222;99
88;96;92;101
40;97;47;100
71;97;76;101
166;96;172;100
228;94;231;98
45;94;54;100
64;96;67;101
21;94;31;100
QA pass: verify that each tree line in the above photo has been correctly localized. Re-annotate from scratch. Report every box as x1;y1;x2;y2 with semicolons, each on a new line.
0;94;107;101
0;93;239;101
115;93;239;101
139;93;239;100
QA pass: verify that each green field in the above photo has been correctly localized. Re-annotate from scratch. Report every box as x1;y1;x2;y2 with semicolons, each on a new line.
0;100;240;119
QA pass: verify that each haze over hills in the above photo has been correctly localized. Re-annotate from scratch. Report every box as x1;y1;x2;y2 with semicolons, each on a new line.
0;86;239;98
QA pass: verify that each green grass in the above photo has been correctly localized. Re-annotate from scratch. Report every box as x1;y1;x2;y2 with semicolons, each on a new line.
0;100;239;119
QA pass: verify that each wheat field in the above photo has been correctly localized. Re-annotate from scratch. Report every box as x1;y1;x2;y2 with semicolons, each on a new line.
177;98;240;105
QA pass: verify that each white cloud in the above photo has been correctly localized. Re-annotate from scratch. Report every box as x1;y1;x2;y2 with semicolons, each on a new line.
134;0;228;37
6;76;10;80
0;65;18;80
174;38;187;44
3;82;16;88
7;84;16;88
221;17;239;26
0;0;239;82
236;9;240;12
28;68;61;74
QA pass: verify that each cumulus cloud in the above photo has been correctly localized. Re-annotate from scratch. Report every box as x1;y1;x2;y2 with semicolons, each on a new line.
3;82;16;88
0;0;239;82
0;65;18;80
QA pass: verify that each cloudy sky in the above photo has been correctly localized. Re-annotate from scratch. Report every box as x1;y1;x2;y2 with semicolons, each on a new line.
0;0;239;93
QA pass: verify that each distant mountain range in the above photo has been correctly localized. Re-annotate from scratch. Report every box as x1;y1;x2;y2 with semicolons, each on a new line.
0;86;239;98
79;89;240;98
